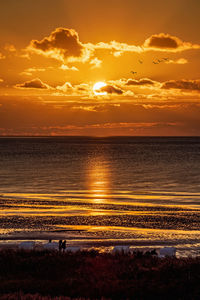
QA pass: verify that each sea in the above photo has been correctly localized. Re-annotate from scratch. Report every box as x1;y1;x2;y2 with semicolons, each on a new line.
0;136;200;256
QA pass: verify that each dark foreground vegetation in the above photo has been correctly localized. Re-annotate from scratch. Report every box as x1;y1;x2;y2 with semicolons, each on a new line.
1;250;200;299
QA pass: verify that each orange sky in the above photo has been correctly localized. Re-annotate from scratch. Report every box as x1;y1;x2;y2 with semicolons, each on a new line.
0;0;200;136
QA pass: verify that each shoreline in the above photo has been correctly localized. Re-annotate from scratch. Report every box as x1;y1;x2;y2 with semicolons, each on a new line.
0;238;199;258
1;225;200;257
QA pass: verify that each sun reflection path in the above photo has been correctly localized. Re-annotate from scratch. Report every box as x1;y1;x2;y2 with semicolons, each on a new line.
88;160;110;203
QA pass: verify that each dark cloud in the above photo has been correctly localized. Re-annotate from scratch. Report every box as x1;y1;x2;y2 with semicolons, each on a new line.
125;78;155;86
28;28;200;64
145;33;179;49
16;78;51;89
30;28;84;59
162;80;200;91
143;33;200;52
99;85;123;94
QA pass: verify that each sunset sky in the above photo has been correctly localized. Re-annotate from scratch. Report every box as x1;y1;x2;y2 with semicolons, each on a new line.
0;0;200;136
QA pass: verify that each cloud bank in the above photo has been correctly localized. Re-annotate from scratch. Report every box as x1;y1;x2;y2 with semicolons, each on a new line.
162;80;200;91
27;28;200;64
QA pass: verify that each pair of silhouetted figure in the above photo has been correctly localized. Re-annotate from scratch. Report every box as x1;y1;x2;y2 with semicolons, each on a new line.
59;240;66;252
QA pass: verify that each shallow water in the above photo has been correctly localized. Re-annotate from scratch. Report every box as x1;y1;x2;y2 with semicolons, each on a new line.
0;137;200;256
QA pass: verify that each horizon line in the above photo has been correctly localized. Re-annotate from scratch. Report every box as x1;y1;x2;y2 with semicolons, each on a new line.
0;135;200;138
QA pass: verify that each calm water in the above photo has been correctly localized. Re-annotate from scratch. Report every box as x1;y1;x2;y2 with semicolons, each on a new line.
0;137;200;256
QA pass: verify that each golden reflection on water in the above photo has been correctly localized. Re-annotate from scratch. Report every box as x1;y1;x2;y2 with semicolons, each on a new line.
87;160;110;203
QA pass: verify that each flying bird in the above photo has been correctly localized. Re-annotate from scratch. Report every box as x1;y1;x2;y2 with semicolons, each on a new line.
138;60;143;64
131;71;137;74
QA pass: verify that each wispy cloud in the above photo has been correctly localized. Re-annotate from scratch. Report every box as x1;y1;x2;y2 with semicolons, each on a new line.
4;44;16;52
89;57;102;69
59;64;79;71
165;58;188;64
0;53;5;60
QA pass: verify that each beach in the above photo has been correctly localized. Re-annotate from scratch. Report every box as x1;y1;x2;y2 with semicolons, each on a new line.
0;137;200;257
1;137;200;298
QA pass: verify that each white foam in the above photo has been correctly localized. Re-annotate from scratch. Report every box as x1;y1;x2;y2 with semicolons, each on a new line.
159;247;176;257
113;246;130;254
19;241;35;250
43;242;58;250
66;246;80;253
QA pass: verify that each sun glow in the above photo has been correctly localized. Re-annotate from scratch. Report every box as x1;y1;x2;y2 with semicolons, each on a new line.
88;160;110;203
93;81;107;95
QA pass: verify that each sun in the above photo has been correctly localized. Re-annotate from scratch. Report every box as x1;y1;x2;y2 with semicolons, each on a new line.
93;81;107;95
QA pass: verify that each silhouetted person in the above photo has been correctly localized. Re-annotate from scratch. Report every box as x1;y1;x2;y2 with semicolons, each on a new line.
59;240;62;252
62;240;66;252
49;239;52;243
